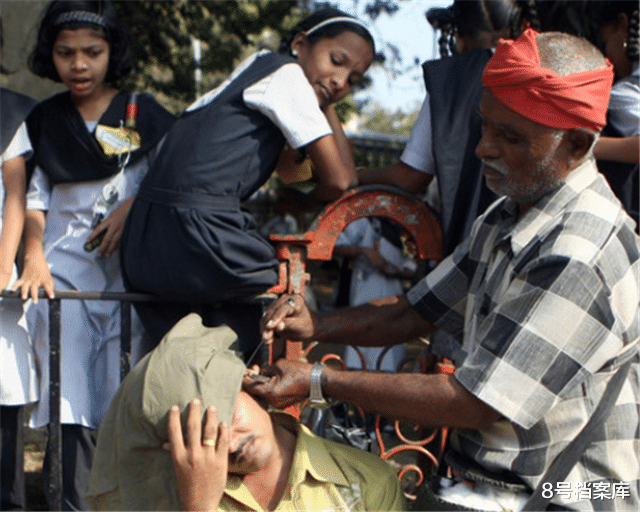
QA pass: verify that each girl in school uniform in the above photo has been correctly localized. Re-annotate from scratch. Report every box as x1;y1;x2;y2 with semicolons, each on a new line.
591;1;640;227
121;8;376;356
0;85;37;511
14;1;174;508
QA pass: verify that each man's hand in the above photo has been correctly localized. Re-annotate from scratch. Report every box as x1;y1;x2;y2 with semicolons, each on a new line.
242;360;314;410
164;399;229;512
260;294;315;345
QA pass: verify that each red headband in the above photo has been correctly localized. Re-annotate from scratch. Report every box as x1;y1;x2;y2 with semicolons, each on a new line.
482;28;614;132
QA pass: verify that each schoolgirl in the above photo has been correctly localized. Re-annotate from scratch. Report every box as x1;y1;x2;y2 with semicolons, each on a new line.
15;1;174;508
591;1;639;227
356;1;536;364
121;8;375;356
357;0;537;256
334;216;417;372
0;84;37;510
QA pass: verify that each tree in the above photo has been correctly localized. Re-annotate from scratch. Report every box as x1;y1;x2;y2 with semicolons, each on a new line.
113;1;303;113
361;102;420;136
112;0;401;118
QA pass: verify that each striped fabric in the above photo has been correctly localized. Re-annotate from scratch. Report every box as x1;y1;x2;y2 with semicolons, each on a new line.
408;158;639;510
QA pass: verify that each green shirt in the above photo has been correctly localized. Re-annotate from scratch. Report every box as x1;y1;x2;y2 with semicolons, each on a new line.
222;412;407;512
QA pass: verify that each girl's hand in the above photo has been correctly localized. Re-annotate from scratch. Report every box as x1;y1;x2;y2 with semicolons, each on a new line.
164;399;229;512
361;247;387;270
0;268;12;292
13;251;54;303
88;198;134;257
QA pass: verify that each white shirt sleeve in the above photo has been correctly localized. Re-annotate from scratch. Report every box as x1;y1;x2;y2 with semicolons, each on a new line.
400;95;435;175
608;70;640;137
243;62;333;149
26;166;52;212
1;122;32;163
336;218;371;247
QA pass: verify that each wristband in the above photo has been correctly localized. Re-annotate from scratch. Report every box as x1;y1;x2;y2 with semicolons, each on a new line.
309;362;330;409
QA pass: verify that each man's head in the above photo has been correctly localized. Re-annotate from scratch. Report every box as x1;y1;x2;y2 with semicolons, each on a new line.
227;390;277;474
87;314;278;510
477;30;614;210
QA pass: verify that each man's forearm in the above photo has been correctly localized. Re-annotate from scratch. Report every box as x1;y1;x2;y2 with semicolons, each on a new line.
321;368;501;429
313;294;435;347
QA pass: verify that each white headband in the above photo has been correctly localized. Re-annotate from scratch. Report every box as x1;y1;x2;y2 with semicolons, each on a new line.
305;16;371;38
55;11;108;30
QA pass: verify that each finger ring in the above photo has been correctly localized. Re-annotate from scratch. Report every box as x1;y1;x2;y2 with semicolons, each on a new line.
202;439;216;447
287;297;295;308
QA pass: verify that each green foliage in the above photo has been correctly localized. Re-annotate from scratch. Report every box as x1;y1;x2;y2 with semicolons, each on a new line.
113;0;304;113
111;0;401;115
362;102;420;136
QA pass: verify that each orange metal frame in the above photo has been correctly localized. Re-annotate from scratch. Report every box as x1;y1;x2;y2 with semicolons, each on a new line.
266;185;449;499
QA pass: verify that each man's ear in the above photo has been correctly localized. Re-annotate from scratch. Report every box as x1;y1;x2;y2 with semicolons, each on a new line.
565;129;595;165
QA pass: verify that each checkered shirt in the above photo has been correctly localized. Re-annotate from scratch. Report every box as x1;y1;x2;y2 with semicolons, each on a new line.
408;158;640;511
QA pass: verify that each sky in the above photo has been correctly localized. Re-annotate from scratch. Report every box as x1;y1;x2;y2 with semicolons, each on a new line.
336;0;453;113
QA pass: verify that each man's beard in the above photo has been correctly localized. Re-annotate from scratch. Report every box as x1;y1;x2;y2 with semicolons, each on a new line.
484;151;563;208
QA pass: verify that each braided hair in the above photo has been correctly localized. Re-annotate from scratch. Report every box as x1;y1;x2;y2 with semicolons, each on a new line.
427;0;537;58
588;1;639;63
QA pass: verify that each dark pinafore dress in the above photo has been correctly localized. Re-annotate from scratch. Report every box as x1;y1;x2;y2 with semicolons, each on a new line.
121;52;296;355
423;49;498;255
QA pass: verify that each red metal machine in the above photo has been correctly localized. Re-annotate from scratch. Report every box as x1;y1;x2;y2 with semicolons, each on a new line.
267;185;448;500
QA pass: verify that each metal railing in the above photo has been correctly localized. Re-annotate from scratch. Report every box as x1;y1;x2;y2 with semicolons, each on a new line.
0;289;159;511
349;131;409;168
2;185;446;508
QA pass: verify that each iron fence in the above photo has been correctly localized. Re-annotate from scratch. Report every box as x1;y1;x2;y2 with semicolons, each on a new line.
1;182;446;509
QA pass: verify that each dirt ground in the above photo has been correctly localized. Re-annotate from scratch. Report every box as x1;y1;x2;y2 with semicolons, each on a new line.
24;425;47;511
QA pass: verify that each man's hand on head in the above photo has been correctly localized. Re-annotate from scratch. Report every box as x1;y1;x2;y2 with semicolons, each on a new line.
164;399;229;512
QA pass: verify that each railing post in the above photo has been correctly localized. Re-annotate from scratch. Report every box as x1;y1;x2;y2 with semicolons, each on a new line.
120;301;132;381
48;298;62;511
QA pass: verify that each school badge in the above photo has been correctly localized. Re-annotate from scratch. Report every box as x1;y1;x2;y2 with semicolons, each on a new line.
95;92;141;156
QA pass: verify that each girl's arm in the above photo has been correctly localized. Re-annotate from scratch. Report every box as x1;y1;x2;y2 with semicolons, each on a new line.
14;208;54;303
322;104;357;179
0;156;27;291
358;161;434;195
305;107;358;202
594;135;640;163
333;245;387;270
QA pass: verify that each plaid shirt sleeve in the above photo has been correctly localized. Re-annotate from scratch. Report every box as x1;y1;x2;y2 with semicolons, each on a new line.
406;224;480;342
408;175;639;429
459;252;630;429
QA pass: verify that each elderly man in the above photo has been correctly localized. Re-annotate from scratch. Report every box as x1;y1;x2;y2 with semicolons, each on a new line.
251;30;639;511
86;313;405;512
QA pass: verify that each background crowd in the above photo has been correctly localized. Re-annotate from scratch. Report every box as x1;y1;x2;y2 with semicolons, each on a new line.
1;1;638;511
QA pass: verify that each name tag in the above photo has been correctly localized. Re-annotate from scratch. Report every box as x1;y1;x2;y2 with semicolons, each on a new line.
95;125;141;155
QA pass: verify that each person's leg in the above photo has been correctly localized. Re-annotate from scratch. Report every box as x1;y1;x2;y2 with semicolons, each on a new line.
201;303;264;362
0;405;26;511
43;424;96;511
132;301;192;355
